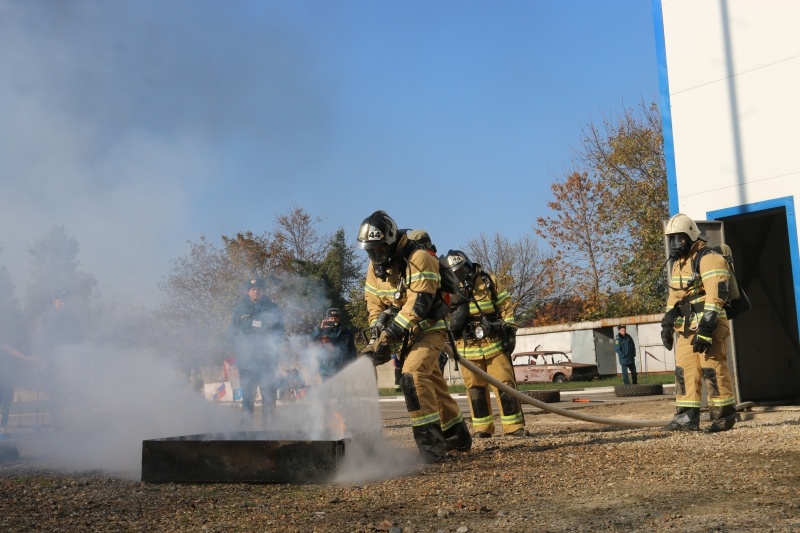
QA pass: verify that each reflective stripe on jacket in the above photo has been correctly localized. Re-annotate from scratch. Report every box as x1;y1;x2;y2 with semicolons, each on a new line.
667;242;729;331
455;268;515;360
364;237;446;334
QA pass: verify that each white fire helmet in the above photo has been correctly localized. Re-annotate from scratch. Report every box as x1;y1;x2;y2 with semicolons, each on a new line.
665;213;701;241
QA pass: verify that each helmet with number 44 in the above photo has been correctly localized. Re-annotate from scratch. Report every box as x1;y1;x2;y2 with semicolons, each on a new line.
357;210;401;268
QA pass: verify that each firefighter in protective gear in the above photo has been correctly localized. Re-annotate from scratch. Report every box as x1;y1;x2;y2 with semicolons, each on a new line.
357;211;472;463
444;250;530;438
407;229;437;254
661;213;737;432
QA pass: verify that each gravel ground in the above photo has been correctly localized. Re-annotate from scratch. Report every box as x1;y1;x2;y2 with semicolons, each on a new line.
1;398;799;532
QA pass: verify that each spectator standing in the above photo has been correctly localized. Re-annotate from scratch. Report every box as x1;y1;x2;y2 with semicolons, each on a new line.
229;278;285;429
614;325;638;385
311;307;357;379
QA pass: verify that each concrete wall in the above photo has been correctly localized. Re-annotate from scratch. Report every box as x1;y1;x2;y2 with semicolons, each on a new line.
515;316;675;376
658;0;800;215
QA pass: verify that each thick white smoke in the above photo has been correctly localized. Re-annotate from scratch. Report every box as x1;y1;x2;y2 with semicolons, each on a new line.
0;1;329;303
19;341;415;483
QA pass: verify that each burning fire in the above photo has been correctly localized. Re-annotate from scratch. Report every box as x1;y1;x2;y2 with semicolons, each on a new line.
328;410;346;439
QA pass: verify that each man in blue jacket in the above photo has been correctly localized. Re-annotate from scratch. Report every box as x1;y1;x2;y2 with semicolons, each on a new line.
229;278;285;428
614;325;638;385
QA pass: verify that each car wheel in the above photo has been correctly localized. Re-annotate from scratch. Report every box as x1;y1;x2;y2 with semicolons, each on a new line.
553;374;567;383
522;390;561;403
613;384;664;397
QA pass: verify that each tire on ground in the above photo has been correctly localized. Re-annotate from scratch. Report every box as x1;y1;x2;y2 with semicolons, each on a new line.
522;390;561;403
614;383;664;397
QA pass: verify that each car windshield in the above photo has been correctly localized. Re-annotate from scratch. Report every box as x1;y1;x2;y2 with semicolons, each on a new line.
514;352;572;365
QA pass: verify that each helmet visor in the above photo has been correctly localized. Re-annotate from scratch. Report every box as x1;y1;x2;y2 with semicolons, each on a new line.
360;241;391;265
451;262;471;282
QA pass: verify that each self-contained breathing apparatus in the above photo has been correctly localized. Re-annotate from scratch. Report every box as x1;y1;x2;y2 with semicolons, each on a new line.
662;242;751;338
361;241;451;366
444;252;517;356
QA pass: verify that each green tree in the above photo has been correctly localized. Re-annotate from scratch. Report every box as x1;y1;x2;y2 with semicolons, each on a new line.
24;225;97;321
535;170;615;321
579;101;668;314
465;232;559;325
157;207;365;381
316;228;364;320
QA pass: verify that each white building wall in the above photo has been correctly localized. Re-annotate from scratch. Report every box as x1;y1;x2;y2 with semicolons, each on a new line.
636;323;676;374
659;0;800;222
514;331;571;354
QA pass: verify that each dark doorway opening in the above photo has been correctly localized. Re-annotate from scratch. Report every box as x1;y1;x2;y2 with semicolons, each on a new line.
720;208;800;402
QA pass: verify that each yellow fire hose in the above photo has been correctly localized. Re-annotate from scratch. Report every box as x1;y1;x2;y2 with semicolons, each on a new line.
454;354;756;428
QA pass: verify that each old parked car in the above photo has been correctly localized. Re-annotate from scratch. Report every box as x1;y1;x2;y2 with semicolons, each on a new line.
512;350;599;384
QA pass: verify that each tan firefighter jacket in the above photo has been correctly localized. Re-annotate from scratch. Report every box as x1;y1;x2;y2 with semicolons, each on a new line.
453;267;515;360
364;236;447;339
667;241;730;333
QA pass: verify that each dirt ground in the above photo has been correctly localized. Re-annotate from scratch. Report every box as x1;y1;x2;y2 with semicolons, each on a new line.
1;397;799;532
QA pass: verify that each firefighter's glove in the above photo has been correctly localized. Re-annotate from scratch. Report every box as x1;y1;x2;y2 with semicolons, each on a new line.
383;320;405;343
661;306;681;329
489;320;505;337
660;327;674;351
361;328;396;366
502;333;516;356
360;337;392;366
660;306;681;351
691;333;712;354
692;315;717;354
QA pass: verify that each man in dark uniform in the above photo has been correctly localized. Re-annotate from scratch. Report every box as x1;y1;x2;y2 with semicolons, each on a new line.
614;325;638;385
229;278;285;428
311;307;357;379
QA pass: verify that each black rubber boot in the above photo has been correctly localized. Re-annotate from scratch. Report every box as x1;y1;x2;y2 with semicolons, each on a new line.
443;420;473;452
662;407;700;431
412;422;447;464
707;404;737;432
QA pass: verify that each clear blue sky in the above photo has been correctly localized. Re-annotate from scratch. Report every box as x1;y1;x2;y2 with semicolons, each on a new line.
0;0;659;303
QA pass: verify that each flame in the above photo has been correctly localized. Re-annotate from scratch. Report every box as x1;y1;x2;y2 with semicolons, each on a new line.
328;410;346;439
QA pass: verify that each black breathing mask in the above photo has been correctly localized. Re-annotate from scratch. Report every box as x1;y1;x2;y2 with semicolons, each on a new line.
668;233;692;260
373;263;390;281
460;277;474;297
